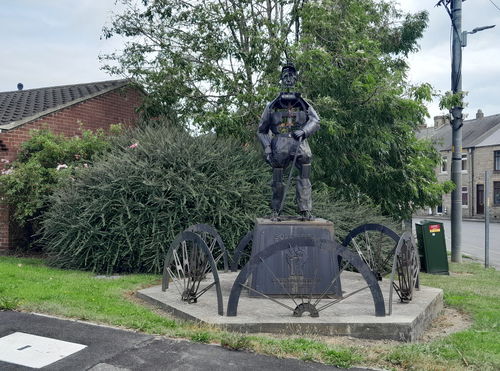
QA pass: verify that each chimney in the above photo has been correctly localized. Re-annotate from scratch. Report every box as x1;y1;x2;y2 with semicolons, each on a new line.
476;109;484;119
433;115;450;129
17;83;23;91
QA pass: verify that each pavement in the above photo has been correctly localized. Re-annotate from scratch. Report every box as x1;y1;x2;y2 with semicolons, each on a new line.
0;311;368;371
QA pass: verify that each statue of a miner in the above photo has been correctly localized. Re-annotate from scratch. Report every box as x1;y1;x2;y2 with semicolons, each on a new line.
257;63;320;221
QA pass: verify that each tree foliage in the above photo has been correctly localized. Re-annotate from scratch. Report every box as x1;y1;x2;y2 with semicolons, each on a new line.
101;0;449;219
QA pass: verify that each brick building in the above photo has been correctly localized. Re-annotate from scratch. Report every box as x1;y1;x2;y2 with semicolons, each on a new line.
418;110;500;220
0;79;144;251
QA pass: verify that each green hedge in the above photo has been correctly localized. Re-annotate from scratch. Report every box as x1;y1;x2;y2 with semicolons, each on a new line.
41;121;398;273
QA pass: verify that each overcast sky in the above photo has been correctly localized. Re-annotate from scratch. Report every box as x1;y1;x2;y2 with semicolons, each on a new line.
1;0;499;124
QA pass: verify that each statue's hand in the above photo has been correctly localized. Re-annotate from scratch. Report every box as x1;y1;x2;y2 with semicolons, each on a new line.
292;129;305;140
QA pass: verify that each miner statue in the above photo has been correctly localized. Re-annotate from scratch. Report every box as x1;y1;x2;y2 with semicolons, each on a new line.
257;63;320;221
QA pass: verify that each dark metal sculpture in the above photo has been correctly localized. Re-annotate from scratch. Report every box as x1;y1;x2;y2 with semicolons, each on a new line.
185;223;230;272
257;63;320;220
230;230;254;272
226;237;386;318
388;232;420;310
162;230;224;316
342;223;400;280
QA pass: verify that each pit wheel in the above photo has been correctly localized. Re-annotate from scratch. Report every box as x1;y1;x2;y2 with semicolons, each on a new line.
227;237;385;318
230;230;254;272
186;224;229;272
342;223;400;280
388;232;420;311
162;230;224;315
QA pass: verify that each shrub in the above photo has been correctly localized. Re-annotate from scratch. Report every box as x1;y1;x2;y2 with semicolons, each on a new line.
0;127;115;248
41;122;270;273
41;120;399;274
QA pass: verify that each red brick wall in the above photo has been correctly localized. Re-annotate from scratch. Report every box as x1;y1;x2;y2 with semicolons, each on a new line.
0;85;143;251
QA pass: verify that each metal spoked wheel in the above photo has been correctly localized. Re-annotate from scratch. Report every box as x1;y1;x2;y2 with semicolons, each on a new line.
186;224;229;272
227;237;385;318
162;230;224;315
389;232;420;308
342;223;400;280
230;230;254;272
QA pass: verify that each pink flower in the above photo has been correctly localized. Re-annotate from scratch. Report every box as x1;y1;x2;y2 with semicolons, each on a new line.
128;142;139;149
0;159;10;163
83;163;89;168
1;168;13;175
56;164;68;171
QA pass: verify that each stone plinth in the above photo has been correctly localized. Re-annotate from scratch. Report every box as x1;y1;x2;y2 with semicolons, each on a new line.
250;217;341;297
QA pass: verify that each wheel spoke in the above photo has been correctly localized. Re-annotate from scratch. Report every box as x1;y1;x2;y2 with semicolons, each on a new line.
317;285;369;312
194;281;217;299
172;249;186;292
313;264;345;306
166;267;183;296
240;283;296;312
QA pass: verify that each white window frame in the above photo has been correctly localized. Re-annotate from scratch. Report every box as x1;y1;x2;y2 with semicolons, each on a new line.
461;154;468;173
462;186;468;207
441;155;448;173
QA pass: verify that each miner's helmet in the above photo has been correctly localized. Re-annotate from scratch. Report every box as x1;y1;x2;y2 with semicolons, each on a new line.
280;62;298;89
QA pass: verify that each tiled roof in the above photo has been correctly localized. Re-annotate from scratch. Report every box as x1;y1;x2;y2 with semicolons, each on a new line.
417;114;500;151
0;79;130;130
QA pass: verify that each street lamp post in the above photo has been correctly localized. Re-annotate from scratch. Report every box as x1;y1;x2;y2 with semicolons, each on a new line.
438;0;495;263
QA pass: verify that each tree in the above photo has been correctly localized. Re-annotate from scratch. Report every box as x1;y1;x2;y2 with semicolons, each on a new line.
296;0;454;218
101;0;295;138
101;0;451;219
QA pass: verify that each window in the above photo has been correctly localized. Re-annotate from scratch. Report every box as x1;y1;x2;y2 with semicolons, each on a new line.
441;156;447;173
494;182;500;205
461;154;467;172
494;151;500;171
462;186;468;206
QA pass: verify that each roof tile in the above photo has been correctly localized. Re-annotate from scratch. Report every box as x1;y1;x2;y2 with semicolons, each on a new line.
0;79;129;126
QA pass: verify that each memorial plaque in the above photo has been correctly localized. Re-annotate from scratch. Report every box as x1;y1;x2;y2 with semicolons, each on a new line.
250;217;341;297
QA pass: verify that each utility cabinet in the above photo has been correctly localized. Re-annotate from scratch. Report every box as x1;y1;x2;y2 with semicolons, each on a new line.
415;220;449;275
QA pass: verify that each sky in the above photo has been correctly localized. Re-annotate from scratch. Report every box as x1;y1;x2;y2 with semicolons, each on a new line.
0;0;499;125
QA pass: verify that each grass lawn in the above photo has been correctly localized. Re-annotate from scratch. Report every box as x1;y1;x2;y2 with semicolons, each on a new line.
0;255;498;370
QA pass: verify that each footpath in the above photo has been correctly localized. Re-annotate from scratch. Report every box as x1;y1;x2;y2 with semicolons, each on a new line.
0;311;368;371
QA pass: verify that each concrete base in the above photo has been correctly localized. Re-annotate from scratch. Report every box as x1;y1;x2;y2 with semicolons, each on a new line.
138;272;443;342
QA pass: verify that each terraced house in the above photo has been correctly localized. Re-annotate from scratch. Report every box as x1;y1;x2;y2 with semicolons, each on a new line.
0;79;143;251
418;110;500;220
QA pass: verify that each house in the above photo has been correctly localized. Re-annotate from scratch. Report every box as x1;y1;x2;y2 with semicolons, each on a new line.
0;79;144;251
417;110;500;219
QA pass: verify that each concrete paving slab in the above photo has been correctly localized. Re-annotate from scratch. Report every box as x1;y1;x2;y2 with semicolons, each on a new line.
138;271;443;342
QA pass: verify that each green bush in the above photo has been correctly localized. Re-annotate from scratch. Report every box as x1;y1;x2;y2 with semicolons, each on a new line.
41;122;270;273
0;127;115;248
41;120;399;273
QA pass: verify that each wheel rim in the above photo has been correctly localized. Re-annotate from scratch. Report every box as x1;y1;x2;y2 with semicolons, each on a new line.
227;237;385;318
342;223;400;279
390;232;420;304
230;230;253;272
162;231;224;315
186;224;229;272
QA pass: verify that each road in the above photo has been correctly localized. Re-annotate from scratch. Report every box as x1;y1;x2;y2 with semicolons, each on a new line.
413;218;499;269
